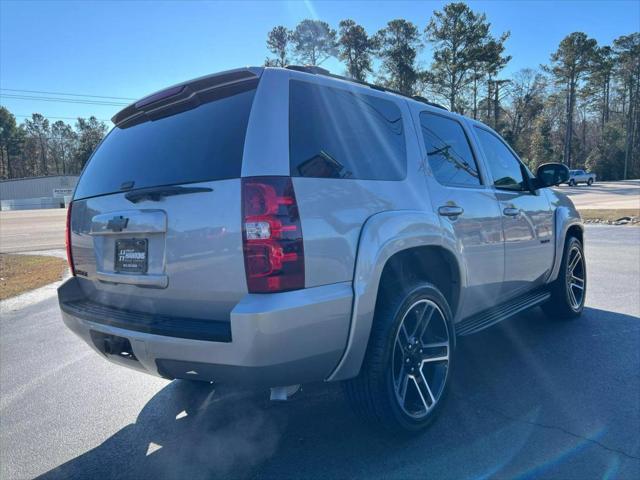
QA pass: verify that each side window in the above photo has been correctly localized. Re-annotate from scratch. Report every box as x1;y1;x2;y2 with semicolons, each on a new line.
474;127;526;191
420;112;481;187
289;80;406;180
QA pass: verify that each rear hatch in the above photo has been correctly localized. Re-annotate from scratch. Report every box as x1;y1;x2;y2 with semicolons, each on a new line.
68;69;261;321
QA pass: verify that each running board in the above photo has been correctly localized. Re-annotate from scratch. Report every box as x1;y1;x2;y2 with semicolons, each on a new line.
456;290;551;336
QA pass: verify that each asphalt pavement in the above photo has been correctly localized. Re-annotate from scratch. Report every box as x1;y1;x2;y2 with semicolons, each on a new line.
555;180;640;210
0;209;67;253
0;225;638;480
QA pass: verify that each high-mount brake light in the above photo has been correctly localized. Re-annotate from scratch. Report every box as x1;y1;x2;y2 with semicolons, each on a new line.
135;85;185;108
66;202;76;276
242;177;304;293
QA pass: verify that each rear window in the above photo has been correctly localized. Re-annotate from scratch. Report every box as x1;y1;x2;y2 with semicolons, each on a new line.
74;87;257;200
289;80;406;180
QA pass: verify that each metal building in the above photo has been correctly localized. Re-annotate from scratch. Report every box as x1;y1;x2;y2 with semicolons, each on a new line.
0;175;79;210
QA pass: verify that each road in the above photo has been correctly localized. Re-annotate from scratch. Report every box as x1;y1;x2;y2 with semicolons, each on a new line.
0;225;638;480
1;180;638;254
0;209;67;253
555;180;640;210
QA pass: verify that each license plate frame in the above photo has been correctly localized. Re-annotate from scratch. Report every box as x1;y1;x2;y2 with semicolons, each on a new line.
114;238;148;274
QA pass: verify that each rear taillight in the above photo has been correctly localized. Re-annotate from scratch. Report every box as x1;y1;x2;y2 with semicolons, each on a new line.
66;202;76;276
242;177;304;293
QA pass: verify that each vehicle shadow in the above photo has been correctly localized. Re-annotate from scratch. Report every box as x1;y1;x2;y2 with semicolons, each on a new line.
38;306;639;480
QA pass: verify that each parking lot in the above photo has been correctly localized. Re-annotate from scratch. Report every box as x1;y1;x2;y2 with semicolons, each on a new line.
0;225;638;479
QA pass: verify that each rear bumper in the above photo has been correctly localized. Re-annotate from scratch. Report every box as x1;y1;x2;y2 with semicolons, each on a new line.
58;277;353;387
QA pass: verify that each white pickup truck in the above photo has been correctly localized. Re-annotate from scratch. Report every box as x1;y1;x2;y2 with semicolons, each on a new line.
566;169;596;186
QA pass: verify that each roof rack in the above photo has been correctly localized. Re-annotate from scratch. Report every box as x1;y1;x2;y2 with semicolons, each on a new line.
285;65;332;76
284;65;448;111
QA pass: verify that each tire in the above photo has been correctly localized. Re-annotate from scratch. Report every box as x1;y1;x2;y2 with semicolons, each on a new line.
343;282;455;433
587;178;594;186
542;236;586;320
568;179;576;186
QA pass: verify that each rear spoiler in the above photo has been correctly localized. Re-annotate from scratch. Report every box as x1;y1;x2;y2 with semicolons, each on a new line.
112;67;263;128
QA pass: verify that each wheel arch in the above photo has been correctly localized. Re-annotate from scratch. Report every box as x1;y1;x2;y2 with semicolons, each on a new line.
566;224;583;244
326;210;466;382
548;205;584;283
376;246;462;320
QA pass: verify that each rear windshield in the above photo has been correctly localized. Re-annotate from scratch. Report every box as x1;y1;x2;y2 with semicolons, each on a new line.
74;88;257;200
289;80;406;181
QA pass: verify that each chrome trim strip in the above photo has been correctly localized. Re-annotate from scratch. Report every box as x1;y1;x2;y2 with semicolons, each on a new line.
95;271;168;288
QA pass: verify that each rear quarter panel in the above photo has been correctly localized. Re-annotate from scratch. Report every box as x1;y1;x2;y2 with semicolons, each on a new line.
245;69;431;288
327;209;464;381
294;176;426;287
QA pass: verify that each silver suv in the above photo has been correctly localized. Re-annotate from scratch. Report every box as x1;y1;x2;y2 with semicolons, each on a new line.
58;66;585;432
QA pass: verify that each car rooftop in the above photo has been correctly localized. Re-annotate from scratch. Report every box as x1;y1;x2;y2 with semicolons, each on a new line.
113;65;452;127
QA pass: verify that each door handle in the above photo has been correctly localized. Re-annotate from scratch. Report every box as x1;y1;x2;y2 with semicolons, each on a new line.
503;207;521;217
438;205;464;217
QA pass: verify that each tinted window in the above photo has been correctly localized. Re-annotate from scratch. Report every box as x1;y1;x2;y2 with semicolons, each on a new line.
289;80;406;180
474;127;526;191
74;88;257;200
420;112;481;187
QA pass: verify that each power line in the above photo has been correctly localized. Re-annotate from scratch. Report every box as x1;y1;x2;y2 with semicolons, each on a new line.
0;93;128;107
12;114;111;122
0;88;136;101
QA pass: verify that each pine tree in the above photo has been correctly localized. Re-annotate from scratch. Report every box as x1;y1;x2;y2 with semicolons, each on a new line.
545;32;597;168
374;19;422;95
291;20;338;66
266;26;291;67
425;2;509;113
338;20;377;81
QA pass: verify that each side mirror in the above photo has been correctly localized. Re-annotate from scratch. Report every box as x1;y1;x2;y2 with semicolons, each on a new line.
533;163;569;189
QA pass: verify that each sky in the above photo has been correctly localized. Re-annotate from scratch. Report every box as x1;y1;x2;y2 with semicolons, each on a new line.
1;0;638;126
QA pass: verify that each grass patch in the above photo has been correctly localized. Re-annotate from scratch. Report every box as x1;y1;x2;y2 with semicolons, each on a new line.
578;208;640;224
0;254;68;301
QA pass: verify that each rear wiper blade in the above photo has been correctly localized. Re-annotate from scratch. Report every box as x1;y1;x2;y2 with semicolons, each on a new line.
125;185;212;203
